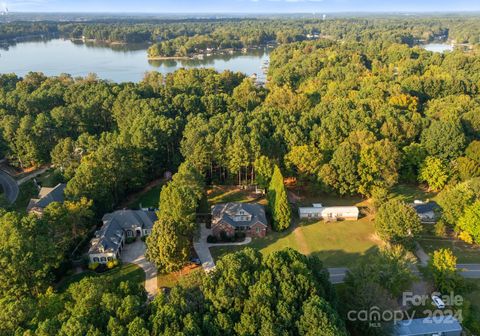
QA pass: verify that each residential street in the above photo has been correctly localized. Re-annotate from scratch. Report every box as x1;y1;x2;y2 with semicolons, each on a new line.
120;240;158;299
0;170;18;204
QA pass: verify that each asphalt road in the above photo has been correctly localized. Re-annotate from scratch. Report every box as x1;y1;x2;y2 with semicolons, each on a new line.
0;169;18;204
328;264;480;284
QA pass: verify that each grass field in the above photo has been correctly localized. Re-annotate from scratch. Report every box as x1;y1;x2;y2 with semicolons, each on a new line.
210;216;380;267
57;263;145;292
128;184;162;209
417;234;480;263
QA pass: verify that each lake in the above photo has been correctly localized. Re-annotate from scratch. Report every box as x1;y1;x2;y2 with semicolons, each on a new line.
0;39;270;83
422;43;454;53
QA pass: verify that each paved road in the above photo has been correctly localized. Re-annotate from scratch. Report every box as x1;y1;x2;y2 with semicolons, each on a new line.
121;240;158;300
328;267;349;284
458;264;480;278
328;264;480;284
0;170;18;204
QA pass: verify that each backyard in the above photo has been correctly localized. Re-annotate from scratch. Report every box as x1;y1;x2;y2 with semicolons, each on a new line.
210;216;380;267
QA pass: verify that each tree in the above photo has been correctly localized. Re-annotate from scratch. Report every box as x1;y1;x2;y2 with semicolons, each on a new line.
268;165;291;231
466;140;480;163
284;145;324;181
400;143;427;182
418;156;449;191
420;119;466;160
146;217;190;272
457;200;480;244
375;199;422;245
429;248;463;293
297;296;347;336
254;155;274;189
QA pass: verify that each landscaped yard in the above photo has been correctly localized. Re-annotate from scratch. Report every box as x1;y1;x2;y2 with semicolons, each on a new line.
210;216;380;267
57;263;145;292
128;184;163;209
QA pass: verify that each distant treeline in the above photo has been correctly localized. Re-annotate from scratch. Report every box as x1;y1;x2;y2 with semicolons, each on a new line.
1;16;480;51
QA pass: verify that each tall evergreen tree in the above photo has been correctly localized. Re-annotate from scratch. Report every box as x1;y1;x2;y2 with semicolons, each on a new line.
268;165;291;231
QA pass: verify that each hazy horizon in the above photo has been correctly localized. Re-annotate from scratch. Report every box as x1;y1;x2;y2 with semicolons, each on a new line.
2;0;480;14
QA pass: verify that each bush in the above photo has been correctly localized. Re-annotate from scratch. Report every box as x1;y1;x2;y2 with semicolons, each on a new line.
207;235;218;244
126;237;136;244
106;259;120;269
88;262;99;271
141;235;147;242
434;220;447;237
235;232;246;240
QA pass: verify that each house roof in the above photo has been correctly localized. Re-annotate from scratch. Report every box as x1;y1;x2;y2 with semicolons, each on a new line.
394;317;462;336
89;210;157;255
28;183;66;210
212;203;268;228
411;201;440;214
298;205;359;215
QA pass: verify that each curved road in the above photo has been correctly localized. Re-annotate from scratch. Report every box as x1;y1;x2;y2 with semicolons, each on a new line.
0;170;18;204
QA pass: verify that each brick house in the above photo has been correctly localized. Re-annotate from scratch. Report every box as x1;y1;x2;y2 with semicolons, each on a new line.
211;203;268;238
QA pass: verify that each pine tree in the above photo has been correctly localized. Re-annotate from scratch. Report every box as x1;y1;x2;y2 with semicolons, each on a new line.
268;165;291;231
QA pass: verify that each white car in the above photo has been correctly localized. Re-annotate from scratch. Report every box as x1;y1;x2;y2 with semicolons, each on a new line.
431;295;446;309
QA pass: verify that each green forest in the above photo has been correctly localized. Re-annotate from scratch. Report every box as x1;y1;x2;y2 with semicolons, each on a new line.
2;15;480;335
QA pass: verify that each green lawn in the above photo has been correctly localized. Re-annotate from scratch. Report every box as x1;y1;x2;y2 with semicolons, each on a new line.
207;186;266;205
57;263;145;292
210;216;380;267
10;180;38;213
35;169;64;187
389;184;437;203
128;184;162;209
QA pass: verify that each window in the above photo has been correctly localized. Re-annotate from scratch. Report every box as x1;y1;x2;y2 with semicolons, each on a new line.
256;227;260;233
127;230;132;237
100;257;107;262
107;257;113;261
93;257;99;262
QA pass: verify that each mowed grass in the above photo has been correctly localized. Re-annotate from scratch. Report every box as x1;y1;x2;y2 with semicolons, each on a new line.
417;234;480;263
210;216;379;267
57;263;145;292
128;184;162;209
207;185;266;205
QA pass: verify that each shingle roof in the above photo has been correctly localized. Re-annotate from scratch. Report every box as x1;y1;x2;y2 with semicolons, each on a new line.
395;317;462;336
212;203;267;228
89;210;157;254
412;201;440;214
28;183;66;210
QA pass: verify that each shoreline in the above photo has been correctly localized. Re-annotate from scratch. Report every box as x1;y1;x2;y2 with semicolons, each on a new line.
148;56;193;60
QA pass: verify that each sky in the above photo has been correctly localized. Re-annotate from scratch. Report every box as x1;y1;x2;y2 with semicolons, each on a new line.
2;0;480;13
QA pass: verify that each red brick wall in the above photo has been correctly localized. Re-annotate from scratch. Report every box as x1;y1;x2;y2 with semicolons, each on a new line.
248;222;267;238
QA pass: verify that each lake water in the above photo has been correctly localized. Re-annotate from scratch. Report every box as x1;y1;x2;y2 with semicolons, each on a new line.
422;43;454;53
0;39;269;83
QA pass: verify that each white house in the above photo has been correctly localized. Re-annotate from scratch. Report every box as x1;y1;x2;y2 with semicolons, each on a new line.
298;203;359;221
88;209;157;264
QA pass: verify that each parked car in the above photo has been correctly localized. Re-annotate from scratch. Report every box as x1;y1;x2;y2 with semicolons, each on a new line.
431;294;445;309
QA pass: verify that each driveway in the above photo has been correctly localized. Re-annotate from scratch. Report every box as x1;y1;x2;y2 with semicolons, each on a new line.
121;240;158;299
194;223;252;272
0;170;18;204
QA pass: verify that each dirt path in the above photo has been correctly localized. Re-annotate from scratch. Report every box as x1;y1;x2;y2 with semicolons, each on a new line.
292;222;310;255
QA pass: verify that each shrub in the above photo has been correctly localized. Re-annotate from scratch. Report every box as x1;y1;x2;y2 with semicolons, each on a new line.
126;237;136;244
235;232;246;240
141;235;147;242
88;262;99;271
434;220;447;237
106;259;120;269
459;231;474;244
207;235;218;244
